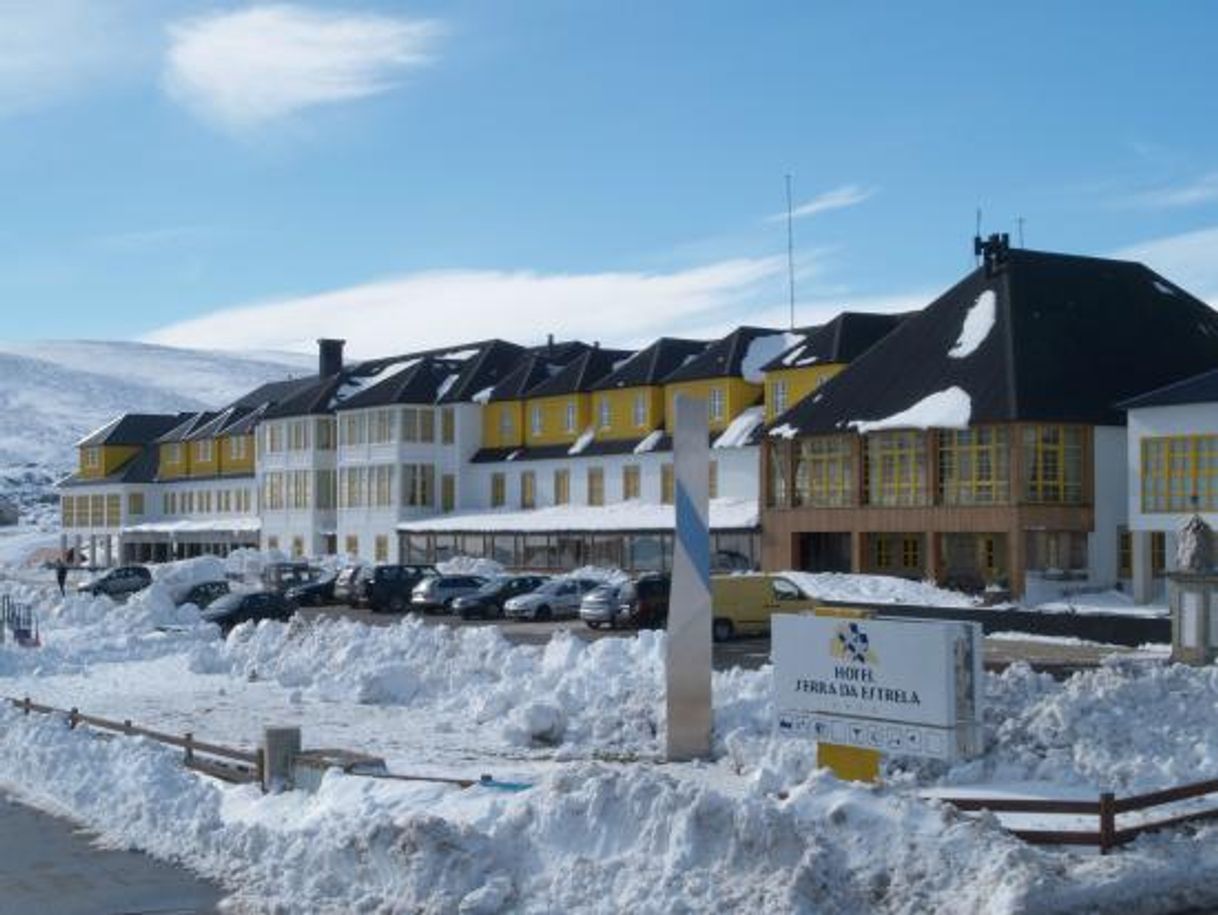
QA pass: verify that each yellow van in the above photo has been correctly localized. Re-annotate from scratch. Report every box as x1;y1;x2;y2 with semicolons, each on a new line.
711;574;816;641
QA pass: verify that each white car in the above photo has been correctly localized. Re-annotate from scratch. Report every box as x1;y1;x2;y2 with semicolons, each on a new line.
503;577;600;621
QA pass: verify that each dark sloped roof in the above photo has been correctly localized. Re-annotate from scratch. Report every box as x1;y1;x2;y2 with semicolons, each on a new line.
438;339;529;405
772;248;1218;435
60;444;160;486
1119;367;1218;410
76;413;183;448
661;326;787;383
525;347;633;398
156;411;218;443
338;357;466;410
227;376;318;410
185;406;256;440
487;346;592;403
590;337;708;390
761;312;906;371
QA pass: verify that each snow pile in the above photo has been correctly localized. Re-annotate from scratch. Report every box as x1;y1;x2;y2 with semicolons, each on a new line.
948;289;997;358
633;429;664;454
786;571;982;608
713;405;765;449
437;555;506;578
740;332;802;383
568;426;596;456
397;498;759;532
768;423;799;439
848;386;972;434
150;556;228;593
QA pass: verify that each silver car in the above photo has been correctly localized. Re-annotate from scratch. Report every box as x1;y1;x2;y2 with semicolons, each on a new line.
504;577;600;621
579;583;629;629
411;574;488;611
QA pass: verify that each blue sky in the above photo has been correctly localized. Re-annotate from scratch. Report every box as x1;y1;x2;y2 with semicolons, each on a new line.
3;0;1217;355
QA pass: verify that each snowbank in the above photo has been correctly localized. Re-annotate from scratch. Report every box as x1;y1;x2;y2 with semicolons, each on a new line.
785;571;982;608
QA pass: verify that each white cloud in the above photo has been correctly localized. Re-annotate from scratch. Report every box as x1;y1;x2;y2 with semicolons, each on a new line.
142;257;787;356
163;4;442;130
1113;226;1218;302
1128;173;1218;209
767;184;874;223
0;0;137;115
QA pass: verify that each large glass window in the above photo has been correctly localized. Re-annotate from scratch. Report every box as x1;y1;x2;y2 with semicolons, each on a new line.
622;465;641;500
520;471;536;509
865;431;927;506
939;428;1010;505
1141;435;1218;512
767;445;789;507
793;436;853;507
1023;426;1084;504
661;463;674;505
554;469;570;505
632;393;647;428
491;472;506;507
587;467;605;506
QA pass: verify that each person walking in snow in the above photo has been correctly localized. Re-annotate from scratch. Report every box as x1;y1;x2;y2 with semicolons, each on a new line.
55;558;67;597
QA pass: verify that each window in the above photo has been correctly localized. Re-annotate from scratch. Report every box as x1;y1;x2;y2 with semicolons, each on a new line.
1141;435;1218;512
938;428;1010;505
289;420;310;451
521;471;536;509
865;431;927;506
105;495;120;527
266;424;284;453
1023;426;1084;504
531;406;543;437
401;408;418;443
268;536;280;551
587;467;605;506
127;492;144;516
419;409;435;443
263;472;285;510
554;469;570;505
708;387;725;423
315;470;336;509
598;397;611;430
316;418;335;451
1025;531;1088;573
564;401;577;434
1151;531;1166;576
400;464;435;507
632;393;647;428
344;535;358;557
292;537;305;558
168;443;183;465
622;465;641;500
62;497;75;527
441;408;455;445
772;578;803;601
873;537;891;569
498;408;514;439
491;472;506;508
708;460;719;500
83;447;101;470
369;409;394;444
195;439;213;464
793;436;853;507
902;536;920;569
767;445;789;507
372;465;394;507
375;535;389;563
341;414;366;448
771;380;789;416
1118;527;1132;578
661;463;674;505
229;436;248;461
441;474;455;512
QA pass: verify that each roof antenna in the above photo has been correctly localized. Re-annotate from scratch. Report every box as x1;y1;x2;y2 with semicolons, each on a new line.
973;207;983;266
1016;216;1025;248
785;173;796;331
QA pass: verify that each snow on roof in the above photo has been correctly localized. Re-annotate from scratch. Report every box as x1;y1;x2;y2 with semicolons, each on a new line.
471;385;495;404
333;358;420;406
1152;279;1177;297
121;518;261;534
713;405;765;449
74;416;122;448
435;372;461;401
767;423;799;439
848;385;972;434
433;348;479;361
948;289;996;359
741;332;803;383
397;497;758;533
781;344;819;367
567;426;595;456
633;429;664;454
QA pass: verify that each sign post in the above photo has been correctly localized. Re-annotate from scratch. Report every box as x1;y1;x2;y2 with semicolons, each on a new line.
666;394;712;761
772;613;983;779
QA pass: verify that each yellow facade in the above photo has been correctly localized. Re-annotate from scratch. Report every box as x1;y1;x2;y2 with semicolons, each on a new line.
78;445;141;479
522;394;589;447
591;386;664;441
483;401;524;449
218;434;255;476
664;378;760;433
189;438;219;477
157;442;190;480
764;364;845;421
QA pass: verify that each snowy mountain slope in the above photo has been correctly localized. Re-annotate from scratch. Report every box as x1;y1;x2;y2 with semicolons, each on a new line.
0;341;309;520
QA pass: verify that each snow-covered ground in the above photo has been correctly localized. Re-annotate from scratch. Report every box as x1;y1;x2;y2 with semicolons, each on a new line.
0;559;1216;912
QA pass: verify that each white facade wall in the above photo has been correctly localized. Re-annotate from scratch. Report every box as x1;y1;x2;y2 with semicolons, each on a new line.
257;416;338;557
1089;425;1127;586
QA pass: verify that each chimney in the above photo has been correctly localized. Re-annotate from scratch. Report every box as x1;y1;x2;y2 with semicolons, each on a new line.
318;338;345;377
547;333;555;354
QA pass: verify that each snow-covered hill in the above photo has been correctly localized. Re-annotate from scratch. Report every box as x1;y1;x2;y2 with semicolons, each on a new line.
0;340;311;521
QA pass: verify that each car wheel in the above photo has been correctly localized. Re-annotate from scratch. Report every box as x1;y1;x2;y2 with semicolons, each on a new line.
536;605;551;621
712;618;734;643
585;620;600;630
388;596;406;613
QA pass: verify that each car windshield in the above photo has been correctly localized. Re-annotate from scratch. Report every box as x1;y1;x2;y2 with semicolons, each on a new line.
205;592;243;613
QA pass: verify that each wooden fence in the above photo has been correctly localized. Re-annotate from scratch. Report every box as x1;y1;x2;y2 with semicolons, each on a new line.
939;779;1218;853
5;695;264;787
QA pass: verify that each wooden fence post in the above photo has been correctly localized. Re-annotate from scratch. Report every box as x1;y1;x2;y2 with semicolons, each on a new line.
1099;792;1116;854
68;708;79;730
184;732;194;765
255;748;266;793
22;696;29;716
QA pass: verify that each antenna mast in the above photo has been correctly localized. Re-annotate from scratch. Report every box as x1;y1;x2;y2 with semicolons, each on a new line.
785;173;796;330
1017;216;1025;248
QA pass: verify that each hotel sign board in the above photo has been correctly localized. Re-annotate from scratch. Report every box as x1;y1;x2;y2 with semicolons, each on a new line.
772;614;983;762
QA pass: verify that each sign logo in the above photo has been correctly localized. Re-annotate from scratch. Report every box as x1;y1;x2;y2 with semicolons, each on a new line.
830;621;876;665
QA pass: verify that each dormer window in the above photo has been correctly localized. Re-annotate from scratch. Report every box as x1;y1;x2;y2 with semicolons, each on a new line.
564;401;577;433
632;393;647;428
531;405;543;436
83;447;101;470
598;397;612;430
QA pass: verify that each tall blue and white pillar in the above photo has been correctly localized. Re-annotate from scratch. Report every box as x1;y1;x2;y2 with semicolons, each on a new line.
666;393;712;760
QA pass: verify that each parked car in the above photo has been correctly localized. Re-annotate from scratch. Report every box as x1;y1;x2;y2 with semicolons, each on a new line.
173;579;230;610
359;564;440;612
77;565;152;601
579;581;631;629
411;574;488;612
451;575;549;620
284;573;337;607
260;561;317;594
710;574;815;642
201;590;296;631
504;577;600;621
333;565;365;605
618;572;671;630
